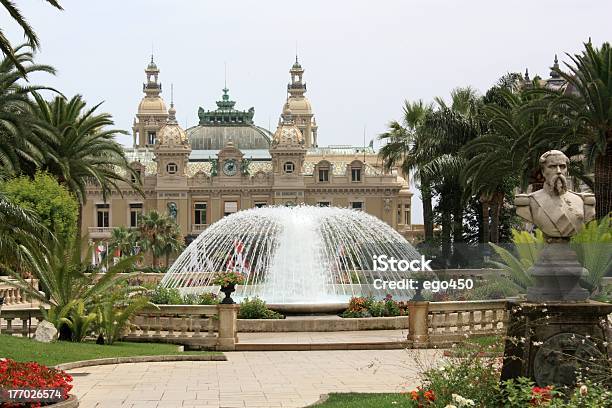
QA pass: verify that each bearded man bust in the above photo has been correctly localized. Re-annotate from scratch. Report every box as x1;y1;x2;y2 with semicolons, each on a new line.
515;150;595;239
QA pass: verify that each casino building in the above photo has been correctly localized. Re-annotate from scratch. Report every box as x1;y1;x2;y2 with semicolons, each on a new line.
82;57;415;259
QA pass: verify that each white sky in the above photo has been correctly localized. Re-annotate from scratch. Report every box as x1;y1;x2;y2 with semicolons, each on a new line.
5;0;611;223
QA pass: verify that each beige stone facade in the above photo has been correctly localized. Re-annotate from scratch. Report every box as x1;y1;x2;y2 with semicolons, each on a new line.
83;57;413;261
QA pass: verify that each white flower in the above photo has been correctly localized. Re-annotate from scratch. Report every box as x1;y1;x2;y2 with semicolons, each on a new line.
452;394;476;407
533;341;543;346
580;385;588;396
445;405;458;408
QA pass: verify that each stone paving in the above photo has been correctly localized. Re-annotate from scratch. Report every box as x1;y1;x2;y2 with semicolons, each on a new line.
69;349;438;408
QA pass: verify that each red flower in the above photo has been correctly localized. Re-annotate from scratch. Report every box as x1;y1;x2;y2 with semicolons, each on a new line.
531;386;553;405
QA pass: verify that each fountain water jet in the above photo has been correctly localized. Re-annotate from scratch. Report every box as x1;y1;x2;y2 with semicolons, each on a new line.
160;205;422;305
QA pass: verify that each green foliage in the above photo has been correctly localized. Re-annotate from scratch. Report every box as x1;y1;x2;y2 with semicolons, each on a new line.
32;93;135;207
340;296;407;318
138;210;184;267
0;192;47;272
1;172;78;244
572;215;612;295
1;234;140;340
108;226;139;259
148;287;183;305
238;297;284;319
418;352;501;407
59;300;97;342
148;287;219;305
490;219;612;297
488;229;544;291
95;287;154;345
0;2;62;75
0;45;57;176
0;334;216;367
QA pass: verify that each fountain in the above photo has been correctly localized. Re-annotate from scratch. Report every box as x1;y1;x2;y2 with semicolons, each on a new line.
160;205;422;312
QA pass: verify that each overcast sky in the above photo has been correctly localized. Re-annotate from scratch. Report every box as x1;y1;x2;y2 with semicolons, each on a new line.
5;0;611;223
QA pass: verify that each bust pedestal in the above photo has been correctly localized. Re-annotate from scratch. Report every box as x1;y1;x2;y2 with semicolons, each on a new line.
501;300;612;387
526;239;589;302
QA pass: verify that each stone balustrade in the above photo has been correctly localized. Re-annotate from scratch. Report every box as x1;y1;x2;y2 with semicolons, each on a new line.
126;304;239;351
408;299;508;347
0;308;43;337
0;278;39;306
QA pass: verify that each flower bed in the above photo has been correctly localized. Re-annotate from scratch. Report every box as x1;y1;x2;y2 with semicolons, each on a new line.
0;359;73;407
340;295;408;318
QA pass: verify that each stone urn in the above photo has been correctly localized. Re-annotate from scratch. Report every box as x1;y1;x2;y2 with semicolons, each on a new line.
220;284;236;304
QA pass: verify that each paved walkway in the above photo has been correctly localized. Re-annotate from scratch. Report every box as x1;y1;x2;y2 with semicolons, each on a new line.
69;349;438;408
238;329;408;345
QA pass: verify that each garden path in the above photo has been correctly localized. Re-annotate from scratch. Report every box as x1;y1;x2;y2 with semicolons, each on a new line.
69;349;437;407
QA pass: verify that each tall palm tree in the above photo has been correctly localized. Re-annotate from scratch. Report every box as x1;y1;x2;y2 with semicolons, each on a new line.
138;210;182;268
32;94;138;237
0;45;56;176
379;100;434;240
547;41;612;218
0;0;62;75
419;87;483;248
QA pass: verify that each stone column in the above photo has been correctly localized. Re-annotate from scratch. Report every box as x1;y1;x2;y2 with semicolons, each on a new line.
407;301;429;348
217;304;239;351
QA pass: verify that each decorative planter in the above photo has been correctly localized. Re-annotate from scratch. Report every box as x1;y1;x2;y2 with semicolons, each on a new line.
220;284;236;304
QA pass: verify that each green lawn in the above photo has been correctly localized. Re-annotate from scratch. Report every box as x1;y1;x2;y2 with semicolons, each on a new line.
0;334;218;366
313;393;412;407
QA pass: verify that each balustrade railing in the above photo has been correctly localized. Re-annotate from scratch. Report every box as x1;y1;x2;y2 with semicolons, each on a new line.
0;308;43;337
126;304;238;350
0;279;39;306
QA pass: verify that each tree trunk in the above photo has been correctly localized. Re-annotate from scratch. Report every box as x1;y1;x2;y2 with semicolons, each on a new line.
452;196;463;244
489;192;504;244
421;181;434;241
480;196;491;243
594;137;612;219
77;204;83;242
440;192;452;267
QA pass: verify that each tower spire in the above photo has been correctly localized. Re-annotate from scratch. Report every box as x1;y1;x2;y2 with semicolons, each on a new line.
550;54;561;78
167;83;177;123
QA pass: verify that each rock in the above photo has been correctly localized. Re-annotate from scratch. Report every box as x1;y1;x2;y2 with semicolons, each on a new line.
33;320;58;343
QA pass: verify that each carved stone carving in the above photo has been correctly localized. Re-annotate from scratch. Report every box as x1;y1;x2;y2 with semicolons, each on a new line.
533;333;603;387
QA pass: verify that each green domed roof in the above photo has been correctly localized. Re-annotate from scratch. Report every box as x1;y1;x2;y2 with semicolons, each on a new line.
187;88;271;150
186;124;271;150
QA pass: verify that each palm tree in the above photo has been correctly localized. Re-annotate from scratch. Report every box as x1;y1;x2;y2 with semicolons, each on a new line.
0;0;62;75
1;234;138;340
0;191;47;271
138;210;183;268
547;41;612;219
108;226;138;259
379;100;434;240
419;88;483;249
0;45;56;176
32;94;138;237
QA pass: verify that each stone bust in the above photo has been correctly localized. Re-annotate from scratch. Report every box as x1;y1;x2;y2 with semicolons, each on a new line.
515;150;595;238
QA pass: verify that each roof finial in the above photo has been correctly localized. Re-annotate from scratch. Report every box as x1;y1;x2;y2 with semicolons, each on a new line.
524;68;530;81
224;61;227;89
295;41;298;63
170;83;174;107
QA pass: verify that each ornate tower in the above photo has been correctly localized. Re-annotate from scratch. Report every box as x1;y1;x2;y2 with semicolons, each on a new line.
270;106;307;204
154;93;191;181
132;56;168;148
283;56;318;148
